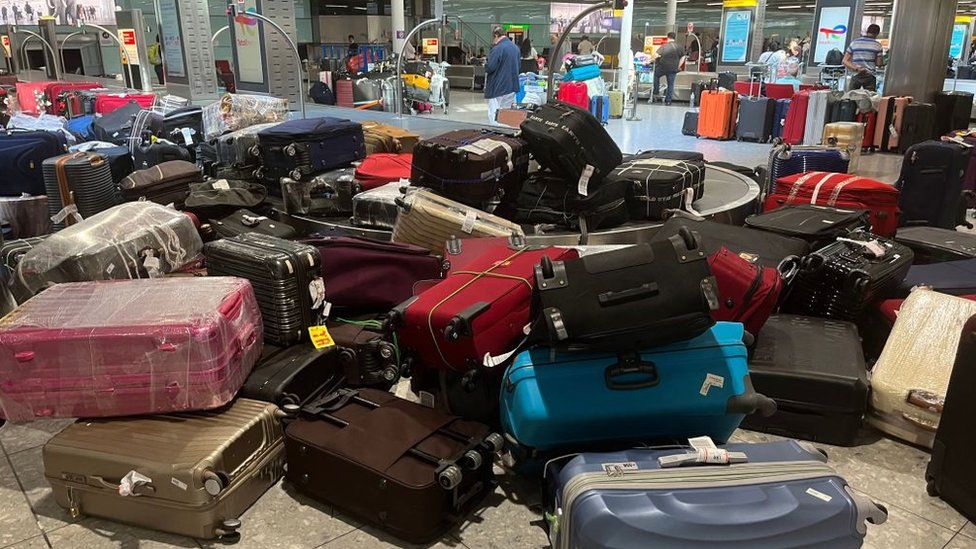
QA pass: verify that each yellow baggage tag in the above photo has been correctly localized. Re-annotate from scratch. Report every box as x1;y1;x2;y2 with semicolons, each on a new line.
308;325;335;350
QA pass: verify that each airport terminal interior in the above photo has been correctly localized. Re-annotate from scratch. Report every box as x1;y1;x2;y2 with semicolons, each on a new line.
1;0;976;548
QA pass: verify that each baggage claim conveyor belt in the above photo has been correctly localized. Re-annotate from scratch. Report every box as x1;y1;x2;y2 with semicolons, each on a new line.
272;106;761;245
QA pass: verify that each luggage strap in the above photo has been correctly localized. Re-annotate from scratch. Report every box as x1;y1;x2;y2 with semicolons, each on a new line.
54;152;86;227
787;171;833;203
825;176;861;207
302;388;361;416
427;248;530;369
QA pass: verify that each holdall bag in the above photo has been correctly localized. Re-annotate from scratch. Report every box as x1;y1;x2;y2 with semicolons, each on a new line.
736;96;776;143
764;171;900;237
204;234;323;345
555;82;589;110
543;440;887;549
281;168;360;217
0;277;262;421
563;63;601;82
392;245;579;374
327;315;403;389
215;122;281;168
534;228;717;352
66;114;96;140
697;89;738;140
520;101;622;185
210;208;297;239
501;322;776;456
894;226;976;264
781;91;809;145
361;120;420;154
495;170;629;232
355;153;412;190
741;314;869;446
766;144;851;195
43;398;283;542
707;247;783;336
896;140;972;230
184;179;268;219
745;204;871;246
119;160;203;208
784;229;914;321
351;181;412;229
822;121;865;173
42;152;121;231
91;101;158;145
391;189;524;253
651;215;810;269
162;105;204;148
13;202;204;298
875;95;913;152
608;150;706;220
410;130;529;205
869;288;976;448
241;344;344;407
898;102;937;152
934;91;974;136
0;129;68;196
257;117;366;183
304;235;444;312
283;387;501;544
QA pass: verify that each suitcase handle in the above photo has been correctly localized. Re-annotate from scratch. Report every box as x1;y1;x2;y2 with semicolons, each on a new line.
598;283;659;307
444;302;490;341
218;293;244;320
605;354;659;390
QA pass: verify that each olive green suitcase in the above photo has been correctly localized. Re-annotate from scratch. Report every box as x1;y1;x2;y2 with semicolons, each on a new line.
42;399;285;541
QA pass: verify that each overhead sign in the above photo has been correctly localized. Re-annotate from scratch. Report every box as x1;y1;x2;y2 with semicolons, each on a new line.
723;0;757;6
157;0;187;78
118;29;139;66
957;16;973;24
422;38;438;55
644;35;668;56
950;23;968;60
721;9;751;63
813;6;850;63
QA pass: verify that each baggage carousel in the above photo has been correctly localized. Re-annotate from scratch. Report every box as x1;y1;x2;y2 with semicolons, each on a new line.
274;106;762;245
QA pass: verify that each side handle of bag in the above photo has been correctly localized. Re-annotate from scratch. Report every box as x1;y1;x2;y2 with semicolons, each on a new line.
598;282;659;307
605;353;659;390
444;301;490;341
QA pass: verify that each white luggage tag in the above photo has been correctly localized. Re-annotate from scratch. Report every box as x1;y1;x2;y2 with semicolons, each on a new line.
51;204;83;226
657;436;748;468
836;237;887;259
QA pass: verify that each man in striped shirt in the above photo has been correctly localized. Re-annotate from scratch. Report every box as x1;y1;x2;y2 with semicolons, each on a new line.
844;24;884;90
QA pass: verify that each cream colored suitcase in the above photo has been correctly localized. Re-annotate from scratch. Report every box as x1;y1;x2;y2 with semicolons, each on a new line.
823;121;865;173
868;288;976;448
43;399;285;541
391;188;523;253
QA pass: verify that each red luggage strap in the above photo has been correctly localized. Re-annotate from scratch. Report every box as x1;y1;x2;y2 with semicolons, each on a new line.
426;248;531;369
787;172;861;206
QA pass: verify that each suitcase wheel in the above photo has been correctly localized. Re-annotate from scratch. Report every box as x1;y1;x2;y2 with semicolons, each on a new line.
437;464;463;489
216;519;242;543
248;145;260;157
926;479;939;497
285;144;297;157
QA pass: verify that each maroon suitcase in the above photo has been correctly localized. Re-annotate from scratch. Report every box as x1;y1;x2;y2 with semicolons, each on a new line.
0;277;262;421
392;244;578;374
354;153;413;190
708;247;784;337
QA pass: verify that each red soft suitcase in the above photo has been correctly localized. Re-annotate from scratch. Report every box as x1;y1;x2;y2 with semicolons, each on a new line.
0;277;263;422
782;91;809;145
857;111;878;151
393;245;578;373
733;81;762;97
765;84;795;100
15;82;54;114
707;247;784;337
45;82;100;116
557;81;589;110
336;80;355;109
764;171;901;237
354;153;412;190
94;93;156;114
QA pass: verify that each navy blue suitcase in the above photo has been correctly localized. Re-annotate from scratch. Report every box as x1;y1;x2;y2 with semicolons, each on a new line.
767;144;850;195
0;130;68;196
899;259;976;296
257;117;366;184
771;99;790;140
544;440;888;549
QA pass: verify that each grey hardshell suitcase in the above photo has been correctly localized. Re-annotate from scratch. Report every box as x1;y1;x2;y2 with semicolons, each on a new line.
544;439;888;549
216;122;281;168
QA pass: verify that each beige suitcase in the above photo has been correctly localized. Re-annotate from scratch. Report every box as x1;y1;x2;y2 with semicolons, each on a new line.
361;120;420;154
391;188;524;253
43;399;285;541
823;121;865;173
868;288;976;448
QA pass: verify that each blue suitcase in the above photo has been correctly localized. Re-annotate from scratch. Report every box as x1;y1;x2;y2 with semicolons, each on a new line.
899;259;976;296
257;117;366;185
0;130;68;196
66;114;96;141
500;322;776;457
771;99;790;140
767;144;850;195
563;64;601;82
544;440;888;549
589;95;609;124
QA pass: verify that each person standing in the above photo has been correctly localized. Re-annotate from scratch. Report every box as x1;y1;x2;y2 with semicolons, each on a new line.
148;35;164;84
484;26;520;124
653;32;681;105
520;38;538;73
577;35;594;55
347;34;359;57
548;33;568;71
844;24;884;91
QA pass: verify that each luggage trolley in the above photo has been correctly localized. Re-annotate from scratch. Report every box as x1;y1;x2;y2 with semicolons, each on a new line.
819;64;846;90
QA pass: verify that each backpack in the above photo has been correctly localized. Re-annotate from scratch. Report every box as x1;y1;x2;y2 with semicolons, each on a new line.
310;82;336;105
148;43;162;65
825;48;844;66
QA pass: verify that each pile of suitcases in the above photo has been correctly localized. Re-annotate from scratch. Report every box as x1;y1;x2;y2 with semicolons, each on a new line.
8;75;976;546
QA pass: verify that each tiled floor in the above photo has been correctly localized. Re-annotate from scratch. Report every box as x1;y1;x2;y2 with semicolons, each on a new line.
0;91;959;548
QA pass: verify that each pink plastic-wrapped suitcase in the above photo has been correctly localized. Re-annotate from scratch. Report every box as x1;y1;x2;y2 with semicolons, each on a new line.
0;277;263;422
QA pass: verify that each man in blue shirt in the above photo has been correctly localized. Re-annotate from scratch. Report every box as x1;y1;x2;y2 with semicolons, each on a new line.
485;26;520;124
844;24;884;90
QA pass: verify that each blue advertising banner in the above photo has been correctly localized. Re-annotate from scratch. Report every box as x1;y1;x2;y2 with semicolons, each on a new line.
721;9;751;63
950;23;968;60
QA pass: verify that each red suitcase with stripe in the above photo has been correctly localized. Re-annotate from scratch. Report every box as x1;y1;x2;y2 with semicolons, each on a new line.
354;153;412;190
764;171;901;237
782;91;809;145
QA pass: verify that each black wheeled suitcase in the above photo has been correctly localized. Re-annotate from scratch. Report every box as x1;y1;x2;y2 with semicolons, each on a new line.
241;344;345;407
131;141;193;171
784;230;914;320
257;117;366;183
204;233;324;345
741;314;869;446
828;98;858;123
608;150;706;221
899;103;938;152
651;216;810;269
745;204;871;246
162;106;204;148
682;111;699;136
42;152;121;231
736;96;775;143
935;91;974;136
495;170;629;231
119;160;202;208
894;227;976;263
280;168;360;216
327;316;402;389
210;209;297;239
896;140;972;229
519;101;623;187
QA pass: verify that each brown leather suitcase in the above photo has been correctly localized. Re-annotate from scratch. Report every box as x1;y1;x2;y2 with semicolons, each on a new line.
284;387;502;543
42;399;285;541
361;120;420;154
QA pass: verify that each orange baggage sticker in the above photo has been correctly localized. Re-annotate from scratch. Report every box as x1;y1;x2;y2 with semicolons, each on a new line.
308;326;335;350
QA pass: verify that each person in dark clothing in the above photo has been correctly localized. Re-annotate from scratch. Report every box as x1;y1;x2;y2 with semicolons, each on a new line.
653;32;681;105
484;26;520;124
347;34;359;57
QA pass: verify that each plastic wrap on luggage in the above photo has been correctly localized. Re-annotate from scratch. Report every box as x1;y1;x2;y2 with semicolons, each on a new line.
14;202;203;297
0;277;263;422
281;168;360;216
151;94;191;114
351;181;415;229
202;93;289;141
6;113;75;144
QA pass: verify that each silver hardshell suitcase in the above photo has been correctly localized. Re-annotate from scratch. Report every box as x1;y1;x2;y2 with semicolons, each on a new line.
216;122;282;168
